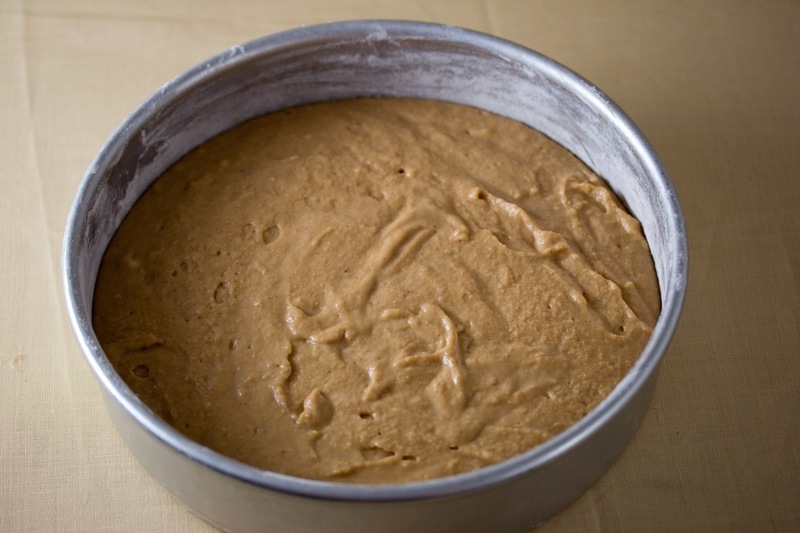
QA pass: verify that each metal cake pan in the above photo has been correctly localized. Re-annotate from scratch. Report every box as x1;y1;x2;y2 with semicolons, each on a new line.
63;20;687;533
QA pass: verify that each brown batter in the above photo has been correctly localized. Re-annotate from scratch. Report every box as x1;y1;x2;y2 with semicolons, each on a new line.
93;98;660;483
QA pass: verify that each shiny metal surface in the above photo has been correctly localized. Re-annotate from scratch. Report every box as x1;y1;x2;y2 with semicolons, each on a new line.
63;20;687;533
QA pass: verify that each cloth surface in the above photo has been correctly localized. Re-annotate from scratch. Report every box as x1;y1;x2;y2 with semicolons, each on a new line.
1;0;798;531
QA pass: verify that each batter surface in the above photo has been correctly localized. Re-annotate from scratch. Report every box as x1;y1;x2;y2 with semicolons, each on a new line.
93;98;660;483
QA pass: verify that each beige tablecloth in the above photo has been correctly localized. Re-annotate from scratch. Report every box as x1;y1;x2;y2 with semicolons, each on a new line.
2;0;798;531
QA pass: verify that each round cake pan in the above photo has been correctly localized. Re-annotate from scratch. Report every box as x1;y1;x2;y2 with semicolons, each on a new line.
63;20;687;533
